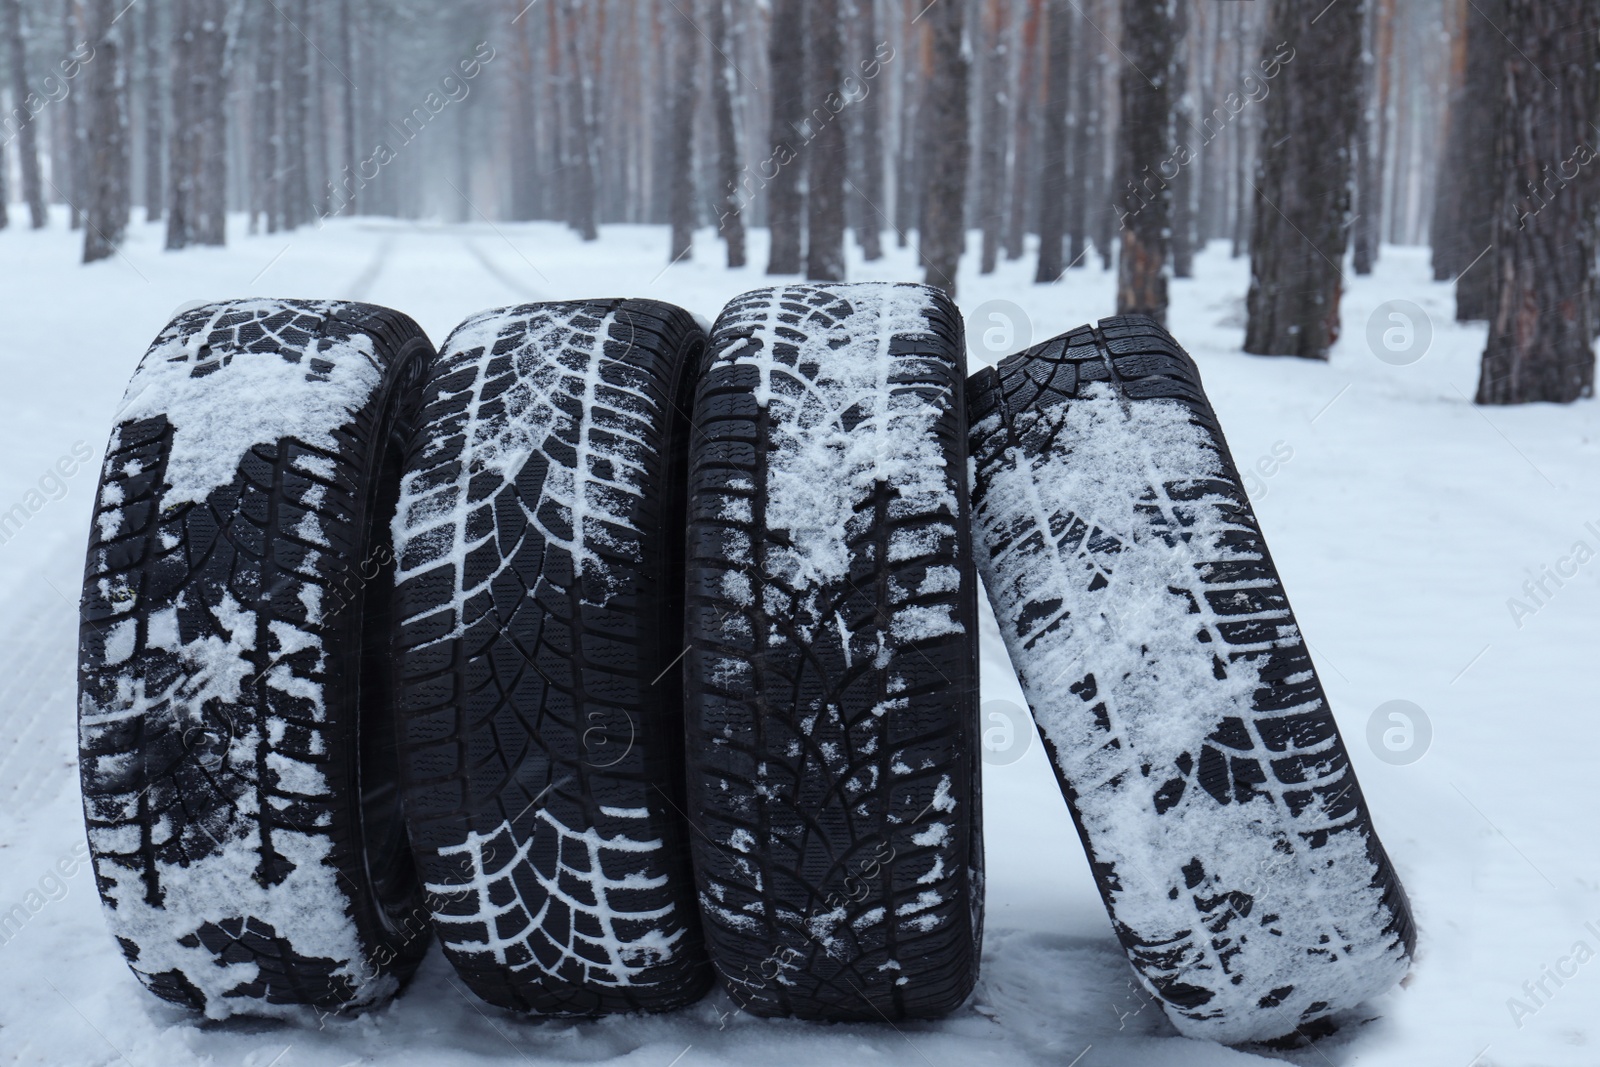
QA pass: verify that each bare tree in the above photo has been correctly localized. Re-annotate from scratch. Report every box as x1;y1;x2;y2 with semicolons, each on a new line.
1475;0;1598;404
708;0;746;267
4;0;49;228
1243;0;1363;359
1115;0;1175;323
1035;0;1070;282
805;0;846;281
82;0;129;262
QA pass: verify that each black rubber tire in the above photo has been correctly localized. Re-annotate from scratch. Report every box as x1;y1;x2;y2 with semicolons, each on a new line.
967;316;1416;1044
78;299;435;1019
390;300;712;1015
684;283;983;1022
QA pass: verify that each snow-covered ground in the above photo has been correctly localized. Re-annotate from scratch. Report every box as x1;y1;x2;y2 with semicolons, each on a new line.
1;212;1596;1066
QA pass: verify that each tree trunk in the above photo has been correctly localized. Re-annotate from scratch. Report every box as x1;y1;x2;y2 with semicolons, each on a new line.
260;3;282;233
708;0;746;266
977;0;1007;275
1352;0;1393;275
1005;0;1044;262
566;0;599;240
854;0;885;261
64;0;86;229
667;0;696;263
1115;0;1174;322
1429;0;1470;280
765;0;804;272
1453;0;1506;321
338;0;357;216
83;0;130;262
4;0;49;228
1243;1;1363;359
920;0;968;298
1065;0;1092;267
1169;0;1195;280
1035;0;1070;282
1475;0;1598;405
805;0;847;281
141;0;164;222
166;0;228;249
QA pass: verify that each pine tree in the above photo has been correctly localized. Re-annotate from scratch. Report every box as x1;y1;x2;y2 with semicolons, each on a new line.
1453;0;1505;321
1475;0;1598;404
565;0;599;241
1352;0;1394;276
667;0;696;264
1065;0;1093;267
4;0;49;228
708;0;746;267
766;0;804;273
82;0;130;262
1168;0;1195;280
1243;0;1364;359
805;0;847;281
1035;0;1070;282
166;0;228;249
977;0;1007;275
1115;0;1175;323
920;0;968;298
142;0;163;222
63;0;86;230
853;0;885;262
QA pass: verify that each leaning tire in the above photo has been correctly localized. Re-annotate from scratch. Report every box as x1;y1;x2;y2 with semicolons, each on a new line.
390;301;712;1015
685;283;983;1021
967;316;1415;1044
78;300;435;1019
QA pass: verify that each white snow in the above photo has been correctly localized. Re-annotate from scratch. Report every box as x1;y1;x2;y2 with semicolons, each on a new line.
0;212;1596;1065
113;299;385;508
711;283;961;627
424;808;686;987
972;380;1410;1042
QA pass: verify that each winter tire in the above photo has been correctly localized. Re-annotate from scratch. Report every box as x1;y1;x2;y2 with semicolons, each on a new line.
78;299;435;1019
967;316;1415;1044
390;301;712;1015
685;283;983;1022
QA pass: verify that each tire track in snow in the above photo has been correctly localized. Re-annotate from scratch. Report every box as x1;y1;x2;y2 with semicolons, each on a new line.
460;238;544;302
343;233;397;302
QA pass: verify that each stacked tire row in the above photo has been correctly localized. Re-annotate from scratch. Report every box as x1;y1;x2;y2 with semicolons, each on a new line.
77;289;1412;1044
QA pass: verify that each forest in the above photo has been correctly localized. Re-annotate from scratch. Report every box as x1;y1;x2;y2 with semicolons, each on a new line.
0;0;1595;405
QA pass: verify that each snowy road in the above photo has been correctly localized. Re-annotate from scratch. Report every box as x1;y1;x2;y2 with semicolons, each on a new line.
1;213;1597;1066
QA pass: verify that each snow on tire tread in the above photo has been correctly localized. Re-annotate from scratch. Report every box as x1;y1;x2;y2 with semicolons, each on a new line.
967;317;1415;1043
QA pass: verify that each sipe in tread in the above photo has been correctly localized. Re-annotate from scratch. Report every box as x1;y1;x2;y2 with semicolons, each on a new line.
78;299;435;1019
967;315;1415;1044
685;283;983;1022
391;300;712;1015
